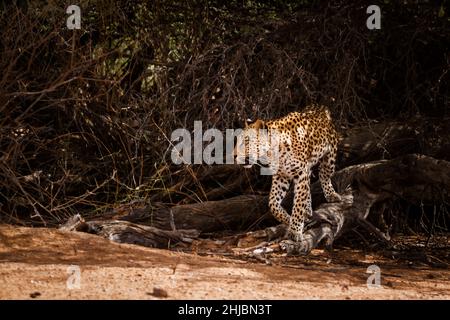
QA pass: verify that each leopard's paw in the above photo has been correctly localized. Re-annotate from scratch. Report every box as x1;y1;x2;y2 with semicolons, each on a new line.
326;192;342;203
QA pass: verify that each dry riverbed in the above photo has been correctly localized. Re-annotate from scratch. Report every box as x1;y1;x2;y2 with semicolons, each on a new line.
0;224;448;299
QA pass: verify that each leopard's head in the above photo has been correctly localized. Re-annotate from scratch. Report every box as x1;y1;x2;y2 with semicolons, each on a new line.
233;119;270;168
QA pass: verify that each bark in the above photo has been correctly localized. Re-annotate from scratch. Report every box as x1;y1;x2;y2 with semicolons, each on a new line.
60;214;199;249
338;118;450;166
116;194;273;233
278;154;450;254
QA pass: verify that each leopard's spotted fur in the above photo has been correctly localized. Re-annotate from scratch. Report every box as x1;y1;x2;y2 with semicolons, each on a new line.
234;105;341;241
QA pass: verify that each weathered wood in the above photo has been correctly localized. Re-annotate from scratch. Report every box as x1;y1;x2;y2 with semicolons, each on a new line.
60;214;199;249
278;154;450;254
338;118;450;166
117;194;274;233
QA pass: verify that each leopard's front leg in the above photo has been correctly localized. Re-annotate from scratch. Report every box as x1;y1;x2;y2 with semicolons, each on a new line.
286;172;312;242
268;174;291;225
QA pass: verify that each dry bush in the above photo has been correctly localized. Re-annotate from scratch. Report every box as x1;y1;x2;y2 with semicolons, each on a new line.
0;1;448;226
0;2;170;224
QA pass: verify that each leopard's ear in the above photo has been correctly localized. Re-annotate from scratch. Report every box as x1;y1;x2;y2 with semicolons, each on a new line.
253;119;266;130
244;118;253;128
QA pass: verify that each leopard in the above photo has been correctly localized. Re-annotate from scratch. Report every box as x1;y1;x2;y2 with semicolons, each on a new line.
234;104;341;242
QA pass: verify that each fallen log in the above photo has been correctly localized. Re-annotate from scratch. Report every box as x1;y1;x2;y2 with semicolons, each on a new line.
277;154;450;254
116;194;273;233
60;214;199;249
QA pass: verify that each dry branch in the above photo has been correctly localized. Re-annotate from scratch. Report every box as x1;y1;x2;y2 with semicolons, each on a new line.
60;214;199;249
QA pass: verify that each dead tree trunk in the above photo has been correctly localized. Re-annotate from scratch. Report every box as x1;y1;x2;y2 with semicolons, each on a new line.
60;214;199;249
280;154;450;254
112;195;272;232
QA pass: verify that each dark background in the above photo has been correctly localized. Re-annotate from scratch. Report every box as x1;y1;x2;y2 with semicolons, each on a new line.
0;0;448;236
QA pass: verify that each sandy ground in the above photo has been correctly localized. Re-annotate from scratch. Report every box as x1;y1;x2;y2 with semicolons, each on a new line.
0;224;449;299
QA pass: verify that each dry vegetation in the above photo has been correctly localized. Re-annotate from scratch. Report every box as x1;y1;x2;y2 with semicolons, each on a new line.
0;0;449;252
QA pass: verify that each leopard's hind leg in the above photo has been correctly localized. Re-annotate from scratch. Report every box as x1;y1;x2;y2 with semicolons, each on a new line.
319;146;341;202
